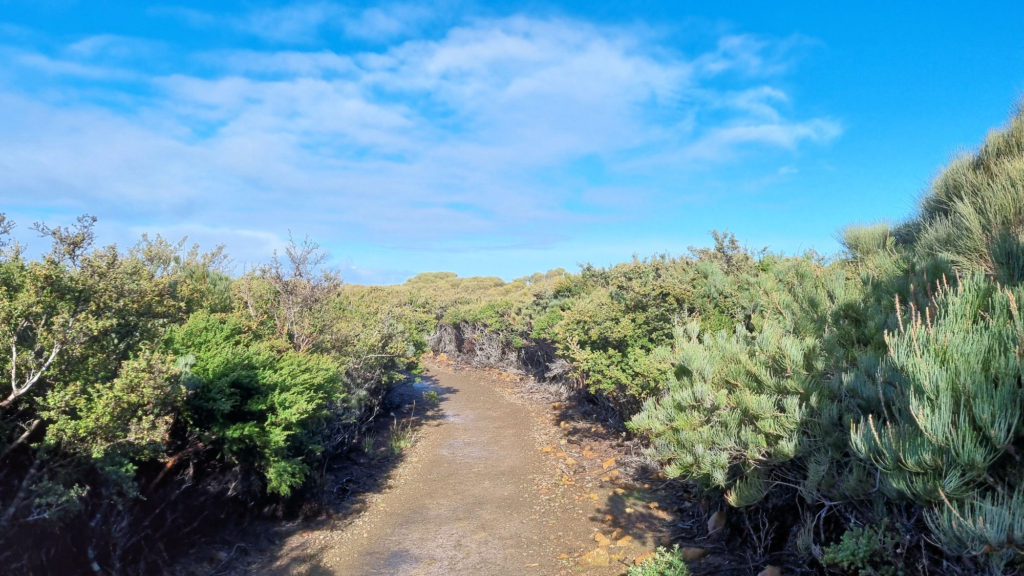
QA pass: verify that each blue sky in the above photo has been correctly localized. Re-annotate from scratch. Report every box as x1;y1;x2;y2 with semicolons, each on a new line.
1;1;1022;283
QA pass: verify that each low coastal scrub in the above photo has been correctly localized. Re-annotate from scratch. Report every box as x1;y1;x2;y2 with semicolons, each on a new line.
3;102;1021;574
388;103;1024;574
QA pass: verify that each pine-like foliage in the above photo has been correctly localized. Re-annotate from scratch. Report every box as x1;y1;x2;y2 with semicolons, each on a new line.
629;319;810;506
849;103;1024;571
851;277;1024;568
629;256;861;507
0;225;426;573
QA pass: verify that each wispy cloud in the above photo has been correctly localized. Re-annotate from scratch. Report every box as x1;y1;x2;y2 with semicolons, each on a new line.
147;6;220;29
224;1;440;44
65;34;162;59
686;119;841;161
0;5;841;279
237;2;345;43
340;2;437;41
9;50;139;80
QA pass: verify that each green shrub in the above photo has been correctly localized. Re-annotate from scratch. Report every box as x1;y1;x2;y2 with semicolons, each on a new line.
40;348;184;473
629;320;811;506
628;254;866;507
851;277;1024;568
842;223;896;260
0;219;426;572
842;104;1024;572
910;105;1024;283
166;311;348;496
822;522;904;576
627;545;690;576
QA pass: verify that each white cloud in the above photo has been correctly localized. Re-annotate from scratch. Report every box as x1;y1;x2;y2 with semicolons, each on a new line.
147;6;220;29
695;34;810;77
230;1;437;44
10;51;138;80
65;34;162;60
687;118;842;161
722;86;789;120
213;49;356;76
237;2;345;43
0;8;841;274
341;2;436;41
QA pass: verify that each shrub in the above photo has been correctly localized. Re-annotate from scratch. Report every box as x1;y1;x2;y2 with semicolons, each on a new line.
0;219;425;573
822;522;905;576
629;254;864;507
40;348;184;474
166;312;348;496
841;223;896;261
910;105;1024;283
628;545;690;576
851;277;1024;569
629;320;811;506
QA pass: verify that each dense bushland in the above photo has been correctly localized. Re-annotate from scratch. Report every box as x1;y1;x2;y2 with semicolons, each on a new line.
0;226;425;573
388;104;1024;574
3;103;1021;575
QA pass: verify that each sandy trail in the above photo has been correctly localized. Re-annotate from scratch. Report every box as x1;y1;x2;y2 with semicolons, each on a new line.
273;361;669;576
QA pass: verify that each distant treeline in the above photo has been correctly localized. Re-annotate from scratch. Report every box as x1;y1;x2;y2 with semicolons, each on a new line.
357;103;1024;574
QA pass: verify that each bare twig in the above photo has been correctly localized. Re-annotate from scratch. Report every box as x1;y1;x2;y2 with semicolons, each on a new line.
0;418;42;461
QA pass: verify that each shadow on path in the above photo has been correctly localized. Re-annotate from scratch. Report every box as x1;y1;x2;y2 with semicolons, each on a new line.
182;374;455;576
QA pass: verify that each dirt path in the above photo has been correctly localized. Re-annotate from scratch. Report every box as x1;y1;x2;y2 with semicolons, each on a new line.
264;360;674;576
